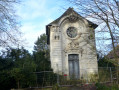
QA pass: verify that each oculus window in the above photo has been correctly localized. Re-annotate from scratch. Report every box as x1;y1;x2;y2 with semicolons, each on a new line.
67;27;77;38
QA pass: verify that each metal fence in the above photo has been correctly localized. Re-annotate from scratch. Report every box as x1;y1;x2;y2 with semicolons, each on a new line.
28;67;118;88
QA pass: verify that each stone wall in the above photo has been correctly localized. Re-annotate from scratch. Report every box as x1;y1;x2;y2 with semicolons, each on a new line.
49;13;98;78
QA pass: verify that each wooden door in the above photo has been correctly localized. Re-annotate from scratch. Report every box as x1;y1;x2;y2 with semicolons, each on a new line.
68;54;79;79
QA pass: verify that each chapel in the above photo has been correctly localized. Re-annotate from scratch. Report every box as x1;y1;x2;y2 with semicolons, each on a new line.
46;8;98;79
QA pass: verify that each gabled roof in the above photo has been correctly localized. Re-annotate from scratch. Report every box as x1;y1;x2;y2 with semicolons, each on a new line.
46;7;98;44
48;7;98;27
49;7;79;25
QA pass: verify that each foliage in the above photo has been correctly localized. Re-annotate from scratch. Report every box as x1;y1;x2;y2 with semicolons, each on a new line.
0;47;37;89
0;54;16;89
0;56;14;70
0;33;52;89
33;51;51;71
9;48;37;88
34;34;48;52
98;57;115;67
35;72;57;86
0;70;16;90
98;68;111;82
95;83;110;90
52;83;60;90
33;33;51;71
88;74;98;83
95;83;119;90
10;68;24;88
32;34;52;87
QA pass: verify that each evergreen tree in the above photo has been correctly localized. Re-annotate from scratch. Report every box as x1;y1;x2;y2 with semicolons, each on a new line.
33;33;51;71
0;47;36;89
34;34;48;52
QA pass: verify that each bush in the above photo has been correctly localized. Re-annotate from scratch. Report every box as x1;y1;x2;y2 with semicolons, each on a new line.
95;83;119;90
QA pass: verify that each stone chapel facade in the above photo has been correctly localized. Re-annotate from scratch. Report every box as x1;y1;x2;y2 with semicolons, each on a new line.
46;8;98;79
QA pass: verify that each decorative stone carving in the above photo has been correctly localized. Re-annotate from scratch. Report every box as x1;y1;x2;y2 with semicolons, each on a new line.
64;40;83;53
51;26;60;32
67;15;79;22
51;26;60;40
69;41;79;49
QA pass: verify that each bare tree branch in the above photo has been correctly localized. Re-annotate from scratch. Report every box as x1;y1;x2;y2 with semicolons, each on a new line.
0;0;22;47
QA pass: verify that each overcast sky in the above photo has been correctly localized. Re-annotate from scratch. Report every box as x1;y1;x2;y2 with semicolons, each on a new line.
16;0;72;52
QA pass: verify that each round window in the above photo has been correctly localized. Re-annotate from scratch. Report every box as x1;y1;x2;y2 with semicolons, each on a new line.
67;27;77;38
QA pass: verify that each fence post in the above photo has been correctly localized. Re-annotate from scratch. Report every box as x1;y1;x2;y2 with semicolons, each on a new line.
110;67;113;83
57;73;59;86
85;69;88;84
36;73;38;87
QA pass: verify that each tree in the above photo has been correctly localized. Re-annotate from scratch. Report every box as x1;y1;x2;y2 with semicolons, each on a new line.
0;0;21;47
33;34;53;86
0;70;16;90
33;33;51;71
0;55;16;90
0;47;36;89
33;51;51;71
67;0;119;56
34;34;48;52
0;50;16;90
66;0;119;83
8;47;36;88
